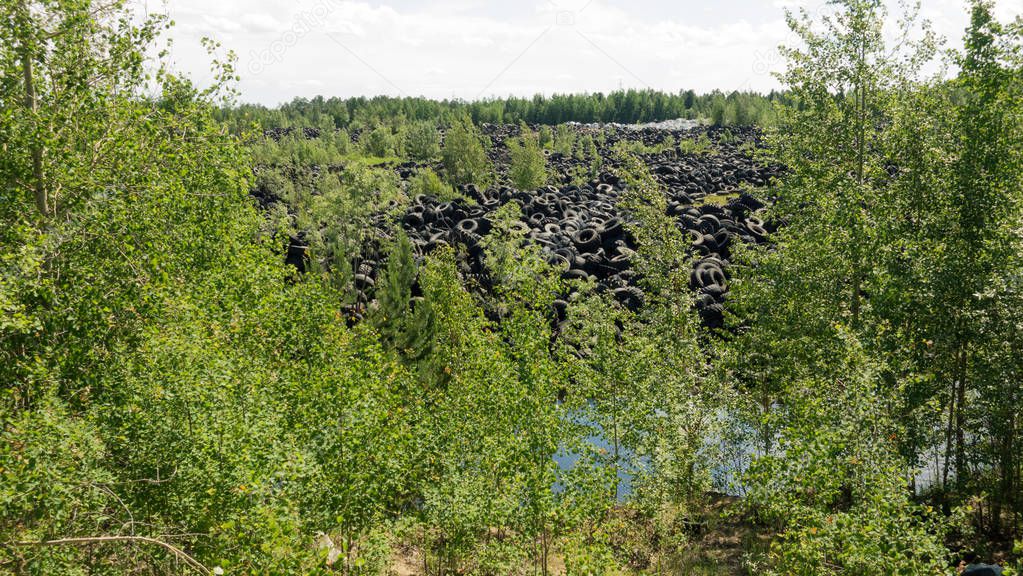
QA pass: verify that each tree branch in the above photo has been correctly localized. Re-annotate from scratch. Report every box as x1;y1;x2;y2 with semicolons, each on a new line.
7;536;211;575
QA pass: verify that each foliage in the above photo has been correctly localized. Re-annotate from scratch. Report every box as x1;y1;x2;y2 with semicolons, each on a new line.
877;2;1023;535
441;116;493;189
743;333;954;575
2;0;1022;574
222;89;786;131
553;124;577;156
507;122;548;190
678;132;713;155
362;124;398;158
408;167;460;202
538;125;554;149
612;135;677;157
404;120;441;161
723;0;1023;571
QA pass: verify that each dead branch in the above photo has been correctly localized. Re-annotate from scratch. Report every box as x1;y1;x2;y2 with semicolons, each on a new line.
7;535;210;575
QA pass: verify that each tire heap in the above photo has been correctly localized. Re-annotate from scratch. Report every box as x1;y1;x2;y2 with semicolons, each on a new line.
263;126;322;141
260;123;784;329
399;176;647;310
392;182;776;329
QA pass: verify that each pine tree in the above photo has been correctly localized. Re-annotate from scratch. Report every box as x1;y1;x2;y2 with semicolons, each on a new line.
373;231;436;363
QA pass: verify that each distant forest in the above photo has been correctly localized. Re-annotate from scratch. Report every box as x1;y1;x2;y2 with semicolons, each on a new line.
216;89;784;131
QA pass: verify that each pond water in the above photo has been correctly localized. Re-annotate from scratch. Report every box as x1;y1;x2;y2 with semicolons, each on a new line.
553;408;945;500
552;408;756;500
553;412;640;500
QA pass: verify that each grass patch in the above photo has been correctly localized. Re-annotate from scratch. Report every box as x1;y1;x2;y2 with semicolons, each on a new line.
341;154;403;166
696;192;740;207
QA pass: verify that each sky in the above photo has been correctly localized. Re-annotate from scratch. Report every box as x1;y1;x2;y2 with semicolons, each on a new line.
142;0;1023;106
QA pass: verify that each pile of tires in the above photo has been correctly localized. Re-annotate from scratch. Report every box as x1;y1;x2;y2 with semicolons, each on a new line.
260;123;782;329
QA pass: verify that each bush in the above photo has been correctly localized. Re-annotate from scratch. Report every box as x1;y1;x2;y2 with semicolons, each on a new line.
678;133;713;155
329;128;351;156
507;123;548;190
538;125;554;149
405;121;441;161
442;116;492;188
553;124;577;155
362;124;396;158
409;167;459;201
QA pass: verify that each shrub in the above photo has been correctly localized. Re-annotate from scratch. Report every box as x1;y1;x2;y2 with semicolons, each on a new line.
362;124;396;158
553;124;577;155
442;116;492;188
538;125;554;149
507;123;548;190
405;121;441;161
409;167;459;201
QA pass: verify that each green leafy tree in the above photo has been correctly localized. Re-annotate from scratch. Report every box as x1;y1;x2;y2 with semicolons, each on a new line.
441;115;492;188
744;333;955;575
553;124;577;156
538;125;554;149
405;120;441;161
372;231;436;365
879;1;1023;531
0;3;414;574
507;122;548;190
722;1;959;571
361;124;397;158
612;152;721;506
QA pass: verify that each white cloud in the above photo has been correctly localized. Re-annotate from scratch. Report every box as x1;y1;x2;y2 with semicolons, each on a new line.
149;0;1023;105
240;13;286;34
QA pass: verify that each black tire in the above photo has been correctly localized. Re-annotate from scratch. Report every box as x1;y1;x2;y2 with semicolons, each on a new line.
714;228;731;248
697;215;720;234
694;292;715;309
612;286;644;310
599;217;623;239
547;253;571;271
609;254;631;271
698;266;726;288
562;268;590;281
508;221;530;235
457;218;479;235
746;220;768;240
404;212;424;227
693;233;718;253
700;283;726;299
699;302;724;326
572;228;600;251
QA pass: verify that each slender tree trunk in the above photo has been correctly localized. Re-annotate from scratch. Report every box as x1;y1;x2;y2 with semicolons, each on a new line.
850;39;867;328
850;273;862;328
1016;444;1022;536
18;0;48;217
761;387;772;455
943;377;956;491
541;526;549;576
611;390;620;502
422;532;428;576
995;409;1015;536
955;345;968;489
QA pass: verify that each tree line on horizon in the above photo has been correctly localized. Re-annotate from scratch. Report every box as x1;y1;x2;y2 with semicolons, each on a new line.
215;88;784;133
